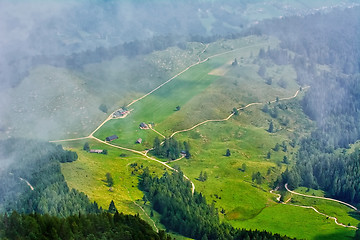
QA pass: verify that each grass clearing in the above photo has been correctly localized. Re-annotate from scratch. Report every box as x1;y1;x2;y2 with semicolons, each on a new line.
60;139;167;229
229;204;356;240
288;187;360;227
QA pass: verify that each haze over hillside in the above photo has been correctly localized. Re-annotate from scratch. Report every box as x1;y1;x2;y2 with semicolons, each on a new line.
1;1;360;240
1;0;359;140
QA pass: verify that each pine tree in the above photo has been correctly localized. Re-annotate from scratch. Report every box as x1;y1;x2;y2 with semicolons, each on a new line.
274;143;280;151
203;172;208;181
153;137;161;156
232;58;238;66
198;171;204;181
354;224;360;240
184;141;191;159
83;142;90;152
242;163;247;172
232;108;239;116
106;173;114;187
268;121;274;133
225;149;231;157
108;200;117;213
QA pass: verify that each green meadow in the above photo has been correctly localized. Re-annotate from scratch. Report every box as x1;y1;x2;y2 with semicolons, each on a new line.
288;187;360;228
61;35;358;239
229;204;356;240
94;36;291;148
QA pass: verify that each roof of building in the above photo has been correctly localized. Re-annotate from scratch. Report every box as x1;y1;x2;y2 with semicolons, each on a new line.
90;149;103;153
140;122;148;128
106;135;118;141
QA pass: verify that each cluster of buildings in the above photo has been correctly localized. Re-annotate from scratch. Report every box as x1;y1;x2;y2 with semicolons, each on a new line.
104;122;150;146
112;108;129;118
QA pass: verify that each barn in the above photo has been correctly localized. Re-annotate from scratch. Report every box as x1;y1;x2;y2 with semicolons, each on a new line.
106;135;118;141
139;122;149;129
89;149;104;154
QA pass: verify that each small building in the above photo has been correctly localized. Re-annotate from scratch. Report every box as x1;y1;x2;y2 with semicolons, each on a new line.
113;108;129;118
106;135;118;141
136;138;142;144
180;150;186;156
90;149;104;154
139;122;149;129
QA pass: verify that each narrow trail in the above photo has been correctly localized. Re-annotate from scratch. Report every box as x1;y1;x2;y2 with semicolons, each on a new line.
123;183;159;232
170;88;306;138
197;43;209;62
166;156;185;164
285;183;358;211
9;173;35;191
126;44;210;108
269;184;358;230
49;136;90;143
89;115;113;137
270;188;281;202
149;125;166;139
19;177;34;191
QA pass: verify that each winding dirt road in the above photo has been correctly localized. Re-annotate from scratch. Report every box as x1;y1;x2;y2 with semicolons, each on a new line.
285;183;358;211
170;88;307;138
268;184;359;230
91;136;195;195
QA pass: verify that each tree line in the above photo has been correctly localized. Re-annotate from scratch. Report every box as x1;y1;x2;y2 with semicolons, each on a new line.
0;211;172;240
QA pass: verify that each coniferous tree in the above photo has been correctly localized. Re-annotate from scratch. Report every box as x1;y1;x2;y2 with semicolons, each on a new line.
354;224;360;240
105;173;114;187
108;200;117;213
273;143;280;151
233;108;239;116
83;142;90;152
232;58;238;66
225;149;231;157
242;163;247;172
184;141;191;159
268;121;274;133
153;137;161;156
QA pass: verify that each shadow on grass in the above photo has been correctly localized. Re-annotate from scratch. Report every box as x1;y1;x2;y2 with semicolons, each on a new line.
349;211;360;221
313;230;355;240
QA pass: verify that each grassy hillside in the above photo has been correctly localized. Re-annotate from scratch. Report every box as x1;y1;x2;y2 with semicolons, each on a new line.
94;36;281;146
1;44;205;141
230;204;356;240
59;35;358;239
